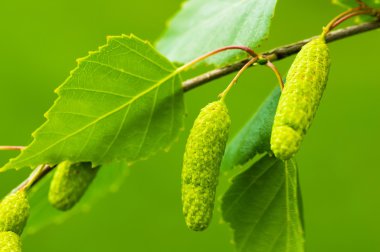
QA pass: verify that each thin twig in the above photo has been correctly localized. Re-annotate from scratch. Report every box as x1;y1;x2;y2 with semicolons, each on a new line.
0;146;25;151
12;164;54;193
182;20;380;92
219;57;258;100
9;20;380;194
265;61;284;90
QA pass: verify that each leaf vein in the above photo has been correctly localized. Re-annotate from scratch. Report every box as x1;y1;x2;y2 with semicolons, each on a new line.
136;85;160;157
112;38;174;73
239;178;285;251
223;158;276;216
83;60;158;83
13;70;179;165
61;87;134;99
100;105;131;160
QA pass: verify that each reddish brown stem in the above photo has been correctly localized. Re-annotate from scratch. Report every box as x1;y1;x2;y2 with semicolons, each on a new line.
266;61;284;90
331;9;377;30
0;146;25;151
218;57;258;100
176;45;257;72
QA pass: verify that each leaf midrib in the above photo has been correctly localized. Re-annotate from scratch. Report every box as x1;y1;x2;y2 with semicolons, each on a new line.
12;69;180;165
223;157;276;216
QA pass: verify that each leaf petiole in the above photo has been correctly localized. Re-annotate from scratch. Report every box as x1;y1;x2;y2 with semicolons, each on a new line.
218;56;258;101
13;164;54;193
330;9;379;30
266;60;284;91
0;146;25;151
176;46;257;73
322;5;379;39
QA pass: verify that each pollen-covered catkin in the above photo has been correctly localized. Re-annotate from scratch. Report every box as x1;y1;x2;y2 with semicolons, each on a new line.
271;36;330;160
49;161;99;211
0;231;22;252
0;191;30;235
182;100;231;231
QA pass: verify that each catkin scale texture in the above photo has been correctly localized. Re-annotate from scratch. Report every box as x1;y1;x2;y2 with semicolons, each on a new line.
0;191;30;235
0;232;22;252
271;37;330;160
49;161;99;211
182;101;231;231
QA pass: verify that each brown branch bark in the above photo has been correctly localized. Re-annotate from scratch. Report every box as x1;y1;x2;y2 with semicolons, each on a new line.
182;20;380;92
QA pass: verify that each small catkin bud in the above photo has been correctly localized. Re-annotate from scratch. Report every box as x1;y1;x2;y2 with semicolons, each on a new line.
271;37;330;160
0;231;22;252
182;100;231;231
49;161;99;211
0;191;30;235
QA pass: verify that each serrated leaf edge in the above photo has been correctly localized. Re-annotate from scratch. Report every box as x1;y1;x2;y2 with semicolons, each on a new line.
2;34;185;171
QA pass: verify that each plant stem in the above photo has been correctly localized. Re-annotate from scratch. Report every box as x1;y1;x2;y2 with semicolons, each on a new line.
322;6;378;38
218;57;258;101
182;20;380;92
322;7;363;38
8;20;380;196
266;61;284;90
330;9;378;30
13;164;54;193
176;45;257;73
0;146;25;151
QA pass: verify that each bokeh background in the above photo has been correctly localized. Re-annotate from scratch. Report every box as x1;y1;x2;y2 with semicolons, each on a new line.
0;0;379;251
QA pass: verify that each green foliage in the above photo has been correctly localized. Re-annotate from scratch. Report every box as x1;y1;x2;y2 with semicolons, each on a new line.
48;161;99;211
25;162;128;235
182;101;231;231
0;191;30;235
221;154;304;252
2;0;373;250
156;0;278;66
2;35;185;171
0;231;22;252
271;37;330;160
221;87;281;171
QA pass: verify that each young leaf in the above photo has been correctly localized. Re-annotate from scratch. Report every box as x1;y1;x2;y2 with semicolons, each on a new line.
221;154;305;252
2;35;184;171
156;0;278;66
221;87;281;171
24;162;129;235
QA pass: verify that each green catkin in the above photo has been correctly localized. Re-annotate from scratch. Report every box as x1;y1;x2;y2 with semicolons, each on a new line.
182;100;231;231
0;191;30;235
0;231;22;252
271;36;330;160
48;161;99;211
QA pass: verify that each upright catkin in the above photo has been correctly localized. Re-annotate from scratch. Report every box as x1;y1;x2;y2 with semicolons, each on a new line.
182;100;231;231
271;36;330;160
0;191;30;235
49;161;99;211
0;231;22;252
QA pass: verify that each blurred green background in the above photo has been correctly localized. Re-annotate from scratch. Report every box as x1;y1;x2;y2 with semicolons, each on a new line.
0;0;379;251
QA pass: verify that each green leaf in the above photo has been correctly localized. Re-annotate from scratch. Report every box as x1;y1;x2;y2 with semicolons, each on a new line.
221;154;305;252
221;87;280;171
156;0;278;66
2;35;185;171
24;162;129;235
